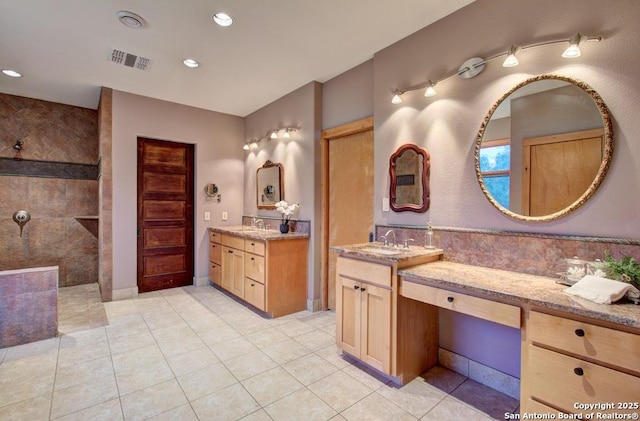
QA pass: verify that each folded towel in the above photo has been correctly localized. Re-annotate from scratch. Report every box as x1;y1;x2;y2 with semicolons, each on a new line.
563;275;640;304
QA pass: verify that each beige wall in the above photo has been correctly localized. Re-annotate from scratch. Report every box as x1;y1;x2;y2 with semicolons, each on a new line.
110;90;245;293
244;82;323;309
322;60;374;130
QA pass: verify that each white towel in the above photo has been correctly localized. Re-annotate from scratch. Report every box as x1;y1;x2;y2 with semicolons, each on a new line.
563;275;640;304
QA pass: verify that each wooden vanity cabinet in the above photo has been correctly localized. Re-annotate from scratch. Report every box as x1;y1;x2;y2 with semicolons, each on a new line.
335;255;440;384
209;229;308;318
522;310;640;417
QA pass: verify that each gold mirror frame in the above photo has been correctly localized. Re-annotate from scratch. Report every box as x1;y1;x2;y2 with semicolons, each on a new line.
256;160;284;209
474;74;614;222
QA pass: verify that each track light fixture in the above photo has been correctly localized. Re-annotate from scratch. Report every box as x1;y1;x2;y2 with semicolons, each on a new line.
391;32;601;104
243;127;299;151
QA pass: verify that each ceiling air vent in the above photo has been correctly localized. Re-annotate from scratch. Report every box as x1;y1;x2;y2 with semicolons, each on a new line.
110;49;150;71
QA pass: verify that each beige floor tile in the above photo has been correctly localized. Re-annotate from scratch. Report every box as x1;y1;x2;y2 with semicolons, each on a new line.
143;312;188;331
283;353;339;385
245;327;290;348
176;362;238;401
111;344;165;374
115;358;175;396
450;379;519;419
307;371;372;412
155;333;206;359
239;409;273;421
241;366;304;406
57;339;111;367
104;315;148;340
55;354;115;390
191;383;261;421
421;396;495;421
50;374;118;419
0;347;7;363
299;311;336;329
264;388;337;421
165;345;220;377
120;379;188;421
198;324;242;346
54;398;123;421
341;392;417;421
0;394;51;421
108;330;156;355
103;300;138;318
147;403;198;421
261;338;311;365
208;336;258;361
223;349;279;381
184;313;227;333
376;377;447;418
293;329;335;351
2;337;60;362
342;362;390;391
0;352;58;384
276;319;316;338
59;327;108;349
420;364;467;394
0;372;55;407
314;344;352;369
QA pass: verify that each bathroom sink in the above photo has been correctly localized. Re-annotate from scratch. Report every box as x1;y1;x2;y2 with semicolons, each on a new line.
358;247;403;256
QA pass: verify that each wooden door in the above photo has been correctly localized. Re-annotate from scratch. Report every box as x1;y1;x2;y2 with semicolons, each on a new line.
322;117;374;310
522;129;603;216
336;275;360;357
137;138;194;293
360;283;391;373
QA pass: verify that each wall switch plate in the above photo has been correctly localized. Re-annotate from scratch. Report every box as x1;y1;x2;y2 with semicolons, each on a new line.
222;211;228;221
382;198;390;212
204;211;211;221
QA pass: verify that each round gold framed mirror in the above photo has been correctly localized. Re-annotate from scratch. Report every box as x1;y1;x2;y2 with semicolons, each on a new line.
475;74;613;222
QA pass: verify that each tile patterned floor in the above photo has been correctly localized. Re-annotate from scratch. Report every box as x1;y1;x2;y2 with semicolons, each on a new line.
0;284;519;420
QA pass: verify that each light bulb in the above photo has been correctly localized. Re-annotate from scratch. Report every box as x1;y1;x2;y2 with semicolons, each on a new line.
391;92;402;104
283;130;290;139
270;131;278;139
212;12;233;27
562;33;583;58
243;143;250;151
502;46;520;67
424;81;436;97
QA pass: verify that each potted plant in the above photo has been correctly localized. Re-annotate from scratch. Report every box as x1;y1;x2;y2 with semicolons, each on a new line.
274;201;299;233
602;252;640;289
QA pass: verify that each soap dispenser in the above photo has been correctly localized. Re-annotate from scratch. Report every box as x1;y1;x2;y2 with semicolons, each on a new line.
425;221;435;249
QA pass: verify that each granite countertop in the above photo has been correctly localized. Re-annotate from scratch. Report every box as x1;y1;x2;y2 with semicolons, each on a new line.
399;260;640;329
209;226;309;241
331;242;444;263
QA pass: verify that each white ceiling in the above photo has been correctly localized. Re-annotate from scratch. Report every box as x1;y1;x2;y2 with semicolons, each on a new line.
0;0;474;117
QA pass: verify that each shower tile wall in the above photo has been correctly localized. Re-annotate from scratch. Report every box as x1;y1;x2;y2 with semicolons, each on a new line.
0;93;99;287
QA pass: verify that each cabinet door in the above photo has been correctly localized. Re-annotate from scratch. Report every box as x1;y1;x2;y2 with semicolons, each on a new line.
231;249;245;298
336;275;360;357
221;246;234;291
360;283;391;373
209;262;221;286
210;242;222;266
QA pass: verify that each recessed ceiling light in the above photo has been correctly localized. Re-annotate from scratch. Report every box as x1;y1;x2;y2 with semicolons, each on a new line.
2;69;22;78
116;10;147;29
183;59;200;68
212;12;233;27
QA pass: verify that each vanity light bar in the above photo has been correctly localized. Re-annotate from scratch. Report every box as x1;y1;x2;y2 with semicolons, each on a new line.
243;127;299;151
391;32;602;104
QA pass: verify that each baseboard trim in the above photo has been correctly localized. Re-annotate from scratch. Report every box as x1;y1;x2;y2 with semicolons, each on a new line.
194;276;210;287
307;298;322;312
438;348;520;399
112;287;138;301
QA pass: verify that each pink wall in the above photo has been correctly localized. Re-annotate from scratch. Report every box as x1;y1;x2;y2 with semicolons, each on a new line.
322;60;374;130
111;91;244;292
244;82;323;308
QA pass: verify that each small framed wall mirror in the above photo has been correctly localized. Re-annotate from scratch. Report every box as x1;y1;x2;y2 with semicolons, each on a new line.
256;160;284;209
389;143;431;213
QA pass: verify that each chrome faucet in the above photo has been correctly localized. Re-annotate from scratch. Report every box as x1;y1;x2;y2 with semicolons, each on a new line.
384;229;397;247
255;219;265;230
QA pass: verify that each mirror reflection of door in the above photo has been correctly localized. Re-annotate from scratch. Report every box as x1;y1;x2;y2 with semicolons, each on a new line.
323;118;374;310
523;129;603;216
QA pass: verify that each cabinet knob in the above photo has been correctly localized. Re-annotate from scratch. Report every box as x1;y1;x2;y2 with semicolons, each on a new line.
251;283;254;287
228;250;233;253
251;242;255;246
574;328;585;337
361;288;366;292
251;257;254;261
354;285;360;290
447;296;454;303
573;367;584;376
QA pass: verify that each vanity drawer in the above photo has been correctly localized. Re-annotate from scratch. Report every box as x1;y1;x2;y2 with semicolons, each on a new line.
209;263;221;285
209;231;221;244
528;345;640;414
244;277;265;311
221;234;244;250
210;242;222;265
401;281;520;328
529;311;640;373
245;254;265;283
337;257;391;288
245;239;266;256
